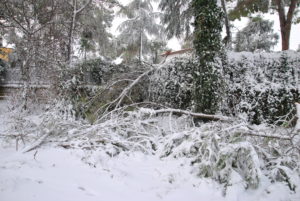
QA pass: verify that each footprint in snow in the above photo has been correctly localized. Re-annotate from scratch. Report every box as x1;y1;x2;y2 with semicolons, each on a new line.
78;186;96;196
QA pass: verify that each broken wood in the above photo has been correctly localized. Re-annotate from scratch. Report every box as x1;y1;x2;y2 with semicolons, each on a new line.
150;108;231;121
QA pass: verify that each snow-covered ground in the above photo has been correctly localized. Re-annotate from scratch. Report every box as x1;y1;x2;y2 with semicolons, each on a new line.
0;147;224;201
1;147;299;201
0;100;299;201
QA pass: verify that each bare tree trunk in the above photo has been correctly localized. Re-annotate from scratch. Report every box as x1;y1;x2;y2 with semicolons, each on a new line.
139;29;143;63
67;0;92;66
275;0;297;51
138;0;143;63
21;53;31;110
67;0;77;65
221;0;231;46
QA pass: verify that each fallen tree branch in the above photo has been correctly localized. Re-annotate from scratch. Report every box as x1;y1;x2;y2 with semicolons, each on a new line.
114;68;154;109
151;108;231;121
243;131;291;141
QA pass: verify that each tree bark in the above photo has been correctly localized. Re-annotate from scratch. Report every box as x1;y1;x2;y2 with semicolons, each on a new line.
221;0;231;46
138;0;143;63
67;0;92;65
67;0;77;65
275;0;297;51
153;108;231;121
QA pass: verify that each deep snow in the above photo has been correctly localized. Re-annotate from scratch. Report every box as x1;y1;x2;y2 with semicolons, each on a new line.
0;100;299;201
1;147;299;201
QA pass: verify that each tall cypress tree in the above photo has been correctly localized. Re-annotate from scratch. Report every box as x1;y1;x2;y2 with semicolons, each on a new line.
192;0;223;114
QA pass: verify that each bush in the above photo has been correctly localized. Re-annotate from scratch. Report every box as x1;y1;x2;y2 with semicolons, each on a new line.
76;58;129;85
224;51;300;124
58;59;150;121
149;57;195;109
149;51;300;124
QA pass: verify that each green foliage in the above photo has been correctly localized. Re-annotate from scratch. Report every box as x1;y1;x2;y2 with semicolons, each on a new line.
149;40;167;64
159;118;300;193
234;16;279;52
117;0;164;62
192;0;224;114
80;31;95;58
149;58;195;109
149;51;299;124
159;0;193;39
227;0;269;20
224;51;300;124
80;4;114;57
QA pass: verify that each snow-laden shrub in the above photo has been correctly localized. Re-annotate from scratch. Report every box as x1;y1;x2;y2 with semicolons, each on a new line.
160;122;260;191
149;57;195;109
149;51;300;124
159;120;300;193
224;51;300;124
76;58;129;85
57;59;150;121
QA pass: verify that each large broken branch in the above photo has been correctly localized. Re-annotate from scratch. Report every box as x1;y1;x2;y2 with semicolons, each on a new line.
243;131;291;141
148;108;231;121
115;68;154;109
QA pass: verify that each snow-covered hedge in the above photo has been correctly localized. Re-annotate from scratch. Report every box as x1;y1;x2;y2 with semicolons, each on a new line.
58;59;150;121
224;51;299;124
149;58;195;109
149;51;300;124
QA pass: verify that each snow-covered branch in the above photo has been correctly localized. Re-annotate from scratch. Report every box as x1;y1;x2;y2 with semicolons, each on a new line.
150;108;231;121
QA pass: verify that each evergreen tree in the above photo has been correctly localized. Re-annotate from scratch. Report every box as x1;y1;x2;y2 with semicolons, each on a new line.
149;40;167;64
234;16;279;52
159;0;232;45
118;0;163;63
79;3;114;59
159;0;193;39
192;0;224;114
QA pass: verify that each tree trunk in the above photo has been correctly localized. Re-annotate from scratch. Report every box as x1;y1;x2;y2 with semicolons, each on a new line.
139;29;143;63
221;0;231;46
275;0;297;51
138;0;143;63
67;0;92;65
21;53;31;110
67;0;77;65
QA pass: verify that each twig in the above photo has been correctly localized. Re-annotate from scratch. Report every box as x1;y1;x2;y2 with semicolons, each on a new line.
34;150;38;160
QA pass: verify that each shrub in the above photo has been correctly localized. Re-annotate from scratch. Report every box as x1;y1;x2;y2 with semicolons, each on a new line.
149;51;300;124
